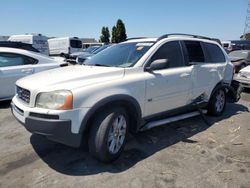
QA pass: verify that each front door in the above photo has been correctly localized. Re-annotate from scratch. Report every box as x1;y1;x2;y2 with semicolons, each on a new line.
144;41;193;117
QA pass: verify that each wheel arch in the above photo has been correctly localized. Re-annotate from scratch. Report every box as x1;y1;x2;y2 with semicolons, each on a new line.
209;80;239;103
79;94;142;137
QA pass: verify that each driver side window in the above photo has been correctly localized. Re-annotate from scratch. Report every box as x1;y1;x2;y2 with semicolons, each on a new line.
150;41;184;68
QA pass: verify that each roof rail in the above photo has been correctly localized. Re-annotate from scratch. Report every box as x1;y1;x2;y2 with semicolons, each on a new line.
125;37;148;41
157;33;213;41
157;33;221;45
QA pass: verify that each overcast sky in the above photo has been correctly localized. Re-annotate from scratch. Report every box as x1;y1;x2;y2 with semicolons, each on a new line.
0;0;247;40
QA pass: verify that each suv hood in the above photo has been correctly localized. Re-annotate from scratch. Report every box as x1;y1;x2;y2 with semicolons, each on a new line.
16;65;125;91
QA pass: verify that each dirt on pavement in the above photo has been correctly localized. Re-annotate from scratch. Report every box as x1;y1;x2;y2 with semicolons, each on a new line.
0;91;250;188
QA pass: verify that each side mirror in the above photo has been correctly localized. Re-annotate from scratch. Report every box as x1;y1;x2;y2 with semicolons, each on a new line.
146;59;169;71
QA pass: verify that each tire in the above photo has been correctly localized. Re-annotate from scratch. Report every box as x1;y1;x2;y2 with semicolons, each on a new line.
207;88;226;116
88;107;129;163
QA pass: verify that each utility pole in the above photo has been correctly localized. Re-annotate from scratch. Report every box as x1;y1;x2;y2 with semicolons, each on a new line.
243;0;250;39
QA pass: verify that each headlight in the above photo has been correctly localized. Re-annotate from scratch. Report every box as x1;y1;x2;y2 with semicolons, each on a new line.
36;90;73;110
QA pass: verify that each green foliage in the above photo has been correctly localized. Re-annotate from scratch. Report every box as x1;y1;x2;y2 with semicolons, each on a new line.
100;19;127;44
111;26;118;43
99;27;110;43
244;33;250;40
111;19;127;43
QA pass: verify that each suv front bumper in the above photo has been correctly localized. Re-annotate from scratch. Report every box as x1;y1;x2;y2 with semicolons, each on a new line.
11;96;89;147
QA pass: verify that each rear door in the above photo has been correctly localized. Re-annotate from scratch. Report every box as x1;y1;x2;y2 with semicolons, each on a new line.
202;42;227;79
0;53;37;99
181;41;220;101
144;41;193;116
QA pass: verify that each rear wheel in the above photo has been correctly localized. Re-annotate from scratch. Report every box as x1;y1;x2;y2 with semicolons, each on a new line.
88;107;128;163
207;88;226;116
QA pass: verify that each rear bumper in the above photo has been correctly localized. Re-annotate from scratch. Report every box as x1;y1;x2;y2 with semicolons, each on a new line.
11;100;84;147
225;80;243;102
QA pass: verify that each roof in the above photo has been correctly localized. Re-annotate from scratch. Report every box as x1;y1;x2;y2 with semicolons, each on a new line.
0;41;39;52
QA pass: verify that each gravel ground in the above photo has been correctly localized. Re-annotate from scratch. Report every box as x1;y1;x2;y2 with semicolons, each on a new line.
0;91;250;188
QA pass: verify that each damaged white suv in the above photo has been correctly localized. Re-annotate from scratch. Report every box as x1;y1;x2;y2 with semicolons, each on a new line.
11;34;239;163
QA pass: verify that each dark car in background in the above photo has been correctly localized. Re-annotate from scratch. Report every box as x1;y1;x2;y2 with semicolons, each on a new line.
68;46;101;64
76;44;113;64
229;50;250;73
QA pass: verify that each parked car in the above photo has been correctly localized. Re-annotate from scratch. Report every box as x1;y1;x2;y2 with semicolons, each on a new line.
76;44;113;64
235;65;250;88
11;34;239;163
68;46;100;64
222;40;250;53
229;50;250;73
71;46;100;58
0;47;67;101
82;46;100;53
8;34;49;55
48;37;82;57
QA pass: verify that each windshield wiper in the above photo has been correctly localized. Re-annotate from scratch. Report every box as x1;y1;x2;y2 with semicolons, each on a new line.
88;63;111;67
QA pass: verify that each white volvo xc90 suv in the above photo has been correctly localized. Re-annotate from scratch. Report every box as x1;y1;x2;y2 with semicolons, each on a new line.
11;34;239;163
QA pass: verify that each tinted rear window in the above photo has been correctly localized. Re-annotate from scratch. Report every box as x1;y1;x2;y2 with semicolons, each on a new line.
203;43;226;63
184;41;205;62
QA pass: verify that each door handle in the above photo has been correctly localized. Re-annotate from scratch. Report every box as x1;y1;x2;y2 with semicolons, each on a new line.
209;69;217;73
180;73;190;78
21;69;33;74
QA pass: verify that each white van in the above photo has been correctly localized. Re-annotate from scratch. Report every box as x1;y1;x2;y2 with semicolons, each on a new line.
8;34;49;55
48;37;82;57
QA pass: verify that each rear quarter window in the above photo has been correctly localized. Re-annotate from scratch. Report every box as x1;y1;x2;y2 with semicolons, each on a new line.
203;42;226;63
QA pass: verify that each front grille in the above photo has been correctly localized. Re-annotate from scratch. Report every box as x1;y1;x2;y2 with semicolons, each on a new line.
16;86;30;104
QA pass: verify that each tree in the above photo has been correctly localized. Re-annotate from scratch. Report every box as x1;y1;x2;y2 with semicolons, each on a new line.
111;26;118;43
99;27;110;43
241;33;250;40
111;19;127;43
116;19;127;42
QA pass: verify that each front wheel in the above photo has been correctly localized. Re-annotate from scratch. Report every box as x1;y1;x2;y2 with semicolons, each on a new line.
88;107;129;163
207;88;226;116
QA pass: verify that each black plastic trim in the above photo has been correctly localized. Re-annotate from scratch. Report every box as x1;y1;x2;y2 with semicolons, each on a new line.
24;116;81;147
143;102;207;123
29;112;59;120
11;103;81;147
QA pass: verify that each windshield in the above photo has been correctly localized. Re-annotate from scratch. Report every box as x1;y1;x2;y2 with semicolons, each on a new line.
84;42;154;67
